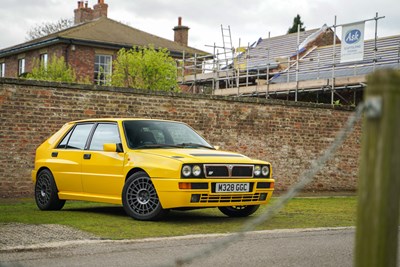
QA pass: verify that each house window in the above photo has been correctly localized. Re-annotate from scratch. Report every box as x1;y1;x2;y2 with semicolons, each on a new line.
18;58;25;76
40;53;48;69
0;63;5;77
94;54;112;85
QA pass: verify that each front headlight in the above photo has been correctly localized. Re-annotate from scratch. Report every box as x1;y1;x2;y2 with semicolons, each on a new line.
181;164;204;178
254;165;261;176
182;165;192;177
262;166;270;177
192;165;202;177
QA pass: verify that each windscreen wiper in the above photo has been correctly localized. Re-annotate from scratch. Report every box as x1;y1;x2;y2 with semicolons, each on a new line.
176;143;215;150
134;144;181;149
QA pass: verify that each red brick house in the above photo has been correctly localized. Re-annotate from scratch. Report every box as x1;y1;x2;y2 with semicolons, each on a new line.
0;0;207;84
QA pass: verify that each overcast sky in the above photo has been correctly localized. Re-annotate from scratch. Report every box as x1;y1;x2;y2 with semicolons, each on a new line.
0;0;399;53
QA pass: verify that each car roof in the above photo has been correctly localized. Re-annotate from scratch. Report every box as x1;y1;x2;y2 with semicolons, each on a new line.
69;118;180;124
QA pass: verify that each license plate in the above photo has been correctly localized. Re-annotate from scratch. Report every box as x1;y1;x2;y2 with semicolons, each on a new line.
215;183;250;193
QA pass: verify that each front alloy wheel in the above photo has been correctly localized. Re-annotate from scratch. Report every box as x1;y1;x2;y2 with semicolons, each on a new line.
218;205;260;217
122;171;167;221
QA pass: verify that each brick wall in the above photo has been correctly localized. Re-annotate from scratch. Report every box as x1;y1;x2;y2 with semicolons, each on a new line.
2;43;186;84
2;43;101;83
0;78;361;198
67;45;98;82
2;44;66;78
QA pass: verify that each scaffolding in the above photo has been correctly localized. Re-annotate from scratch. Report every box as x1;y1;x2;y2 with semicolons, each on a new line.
176;15;399;104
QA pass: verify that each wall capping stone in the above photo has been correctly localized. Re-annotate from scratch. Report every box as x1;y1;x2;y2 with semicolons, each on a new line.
0;78;355;111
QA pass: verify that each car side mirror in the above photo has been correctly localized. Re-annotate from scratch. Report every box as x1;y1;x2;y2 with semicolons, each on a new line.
103;143;124;153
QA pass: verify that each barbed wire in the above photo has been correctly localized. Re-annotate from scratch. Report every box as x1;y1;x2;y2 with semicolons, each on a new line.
164;103;366;267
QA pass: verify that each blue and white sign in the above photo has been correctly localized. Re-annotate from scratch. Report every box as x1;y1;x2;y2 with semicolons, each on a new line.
340;22;365;63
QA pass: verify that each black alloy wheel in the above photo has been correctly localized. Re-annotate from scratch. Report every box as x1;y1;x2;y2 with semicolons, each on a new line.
35;169;65;210
122;171;168;221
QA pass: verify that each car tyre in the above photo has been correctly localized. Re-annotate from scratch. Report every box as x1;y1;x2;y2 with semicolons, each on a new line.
122;171;168;221
218;205;260;217
35;169;66;210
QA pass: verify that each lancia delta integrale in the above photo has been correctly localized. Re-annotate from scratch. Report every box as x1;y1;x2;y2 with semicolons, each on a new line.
32;119;274;220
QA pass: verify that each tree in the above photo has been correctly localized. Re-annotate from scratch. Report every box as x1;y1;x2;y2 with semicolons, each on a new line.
287;14;306;34
26;18;73;40
26;55;77;83
111;45;179;91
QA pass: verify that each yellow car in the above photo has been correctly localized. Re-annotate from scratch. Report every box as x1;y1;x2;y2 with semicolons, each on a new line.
32;119;274;221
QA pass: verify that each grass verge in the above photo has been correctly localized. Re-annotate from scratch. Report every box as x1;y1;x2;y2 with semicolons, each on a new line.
0;197;357;240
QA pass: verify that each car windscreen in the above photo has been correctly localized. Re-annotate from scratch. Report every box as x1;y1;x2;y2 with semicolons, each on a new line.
122;120;213;149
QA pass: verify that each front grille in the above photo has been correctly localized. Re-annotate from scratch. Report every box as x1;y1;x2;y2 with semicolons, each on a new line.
199;193;261;203
232;165;253;176
204;164;254;178
205;165;229;177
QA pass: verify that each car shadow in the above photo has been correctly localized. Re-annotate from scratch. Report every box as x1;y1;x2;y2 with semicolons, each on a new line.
63;205;127;218
163;209;251;224
63;205;247;223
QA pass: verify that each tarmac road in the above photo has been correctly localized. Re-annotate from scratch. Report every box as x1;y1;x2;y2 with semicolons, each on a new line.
1;227;357;267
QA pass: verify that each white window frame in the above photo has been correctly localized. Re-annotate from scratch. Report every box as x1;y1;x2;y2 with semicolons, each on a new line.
0;63;5;77
40;53;48;69
94;54;112;85
18;58;25;76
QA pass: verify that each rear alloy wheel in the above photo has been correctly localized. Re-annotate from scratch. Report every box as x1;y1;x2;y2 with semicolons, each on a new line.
122;171;168;221
218;205;260;217
35;169;65;210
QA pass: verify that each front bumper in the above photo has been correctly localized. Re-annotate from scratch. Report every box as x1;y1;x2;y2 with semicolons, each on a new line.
152;178;274;209
31;170;37;182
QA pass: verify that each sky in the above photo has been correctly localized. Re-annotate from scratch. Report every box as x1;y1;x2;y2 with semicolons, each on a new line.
0;0;399;53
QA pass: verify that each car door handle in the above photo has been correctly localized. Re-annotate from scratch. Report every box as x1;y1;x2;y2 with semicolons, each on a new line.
51;152;58;157
83;154;91;160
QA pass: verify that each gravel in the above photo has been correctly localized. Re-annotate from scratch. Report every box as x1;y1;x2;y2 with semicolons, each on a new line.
0;223;100;250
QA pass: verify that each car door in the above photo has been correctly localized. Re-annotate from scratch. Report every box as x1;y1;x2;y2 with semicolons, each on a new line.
51;123;95;193
81;122;125;197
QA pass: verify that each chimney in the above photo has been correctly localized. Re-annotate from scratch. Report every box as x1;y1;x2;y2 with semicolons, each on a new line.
74;0;108;25
93;0;108;20
173;17;190;46
74;1;92;24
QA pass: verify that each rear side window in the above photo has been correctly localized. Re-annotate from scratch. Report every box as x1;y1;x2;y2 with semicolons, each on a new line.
57;129;72;149
57;123;94;150
89;123;121;151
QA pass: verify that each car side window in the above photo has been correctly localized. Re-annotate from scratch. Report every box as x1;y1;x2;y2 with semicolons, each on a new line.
57;129;72;149
89;123;121;151
57;123;94;150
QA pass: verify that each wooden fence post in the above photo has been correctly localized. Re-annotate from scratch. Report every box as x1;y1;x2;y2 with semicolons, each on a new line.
355;69;400;267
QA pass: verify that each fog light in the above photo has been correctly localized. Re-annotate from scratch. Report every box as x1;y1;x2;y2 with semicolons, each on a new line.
191;194;201;203
259;193;267;201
